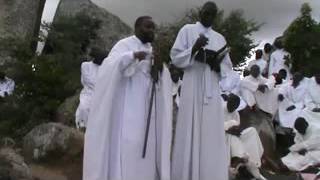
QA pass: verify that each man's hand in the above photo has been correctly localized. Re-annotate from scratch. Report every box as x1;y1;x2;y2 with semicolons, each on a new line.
134;51;148;61
278;94;284;102
257;84;268;93
192;34;208;55
286;105;296;111
312;108;320;113
298;149;307;156
221;94;229;101
226;126;242;137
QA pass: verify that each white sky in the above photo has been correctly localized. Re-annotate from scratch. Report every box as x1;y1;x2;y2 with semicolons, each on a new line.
41;0;320;51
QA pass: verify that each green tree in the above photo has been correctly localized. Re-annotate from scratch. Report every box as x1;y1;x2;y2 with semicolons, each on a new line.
283;3;320;76
155;8;261;68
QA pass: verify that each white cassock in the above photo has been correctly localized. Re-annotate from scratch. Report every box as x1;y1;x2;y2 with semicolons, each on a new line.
282;124;320;171
171;22;231;180
75;61;99;128
301;77;320;127
223;103;264;179
268;49;291;78
278;79;309;128
247;58;267;75
240;75;279;115
219;70;247;111
0;77;15;97
172;79;182;107
83;36;172;180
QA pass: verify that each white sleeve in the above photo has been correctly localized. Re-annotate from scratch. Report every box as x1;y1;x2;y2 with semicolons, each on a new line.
170;26;194;68
241;78;259;92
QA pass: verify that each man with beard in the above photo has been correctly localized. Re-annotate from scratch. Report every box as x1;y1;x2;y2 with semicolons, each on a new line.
83;16;172;180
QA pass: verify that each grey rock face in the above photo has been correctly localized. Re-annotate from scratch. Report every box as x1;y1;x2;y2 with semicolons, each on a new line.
0;148;33;180
54;0;132;52
23;123;84;162
56;93;80;127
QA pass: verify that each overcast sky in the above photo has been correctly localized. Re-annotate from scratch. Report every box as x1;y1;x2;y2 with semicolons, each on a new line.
43;0;320;48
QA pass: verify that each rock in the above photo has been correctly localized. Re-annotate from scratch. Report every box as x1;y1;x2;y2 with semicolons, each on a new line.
0;148;33;180
56;93;80;127
54;0;132;52
23;123;84;162
0;0;45;64
239;109;277;161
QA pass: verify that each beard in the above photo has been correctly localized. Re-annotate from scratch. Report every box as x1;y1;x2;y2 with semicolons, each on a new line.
140;32;154;43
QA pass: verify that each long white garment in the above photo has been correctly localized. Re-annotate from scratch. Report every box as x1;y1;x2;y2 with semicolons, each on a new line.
281;124;320;171
75;61;99;128
83;36;172;180
172;79;182;107
0;77;15;97
268;49;291;78
171;22;231;180
247;58;267;75
223;104;264;168
219;70;247;110
240;75;279;115
301;77;320;127
278;79;309;128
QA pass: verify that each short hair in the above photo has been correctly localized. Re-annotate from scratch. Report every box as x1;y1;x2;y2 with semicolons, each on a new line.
294;117;308;130
255;49;263;55
134;16;152;29
279;69;287;74
202;1;218;14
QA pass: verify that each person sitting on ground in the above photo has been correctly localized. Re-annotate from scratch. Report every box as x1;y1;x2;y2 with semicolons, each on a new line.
0;71;15;98
274;69;288;87
240;65;278;115
281;117;320;172
224;94;266;180
247;49;267;77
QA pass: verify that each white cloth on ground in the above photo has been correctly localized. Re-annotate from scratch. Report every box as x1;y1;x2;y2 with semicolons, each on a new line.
278;78;309;128
75;61;99;128
240;75;279;115
83;35;172;180
282;124;320;171
0;77;15;97
171;22;230;180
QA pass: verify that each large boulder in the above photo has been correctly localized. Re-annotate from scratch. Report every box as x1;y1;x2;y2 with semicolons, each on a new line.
0;0;45;64
239;109;277;161
54;0;132;52
23;123;84;162
0;148;33;180
56;93;80;127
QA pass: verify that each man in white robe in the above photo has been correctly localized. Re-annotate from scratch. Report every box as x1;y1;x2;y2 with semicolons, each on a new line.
83;16;172;180
170;2;232;180
247;49;267;76
278;72;308;128
301;73;320;127
282;117;320;171
268;38;291;78
262;43;272;77
75;48;106;129
0;71;15;97
224;94;266;180
240;65;279;115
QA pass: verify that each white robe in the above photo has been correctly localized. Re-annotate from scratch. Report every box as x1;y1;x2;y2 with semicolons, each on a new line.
219;70;247;111
278;79;309;128
301;77;320;127
172;79;182;107
83;36;172;180
247;58;267;75
0;77;15;97
75;61;99;128
171;22;231;180
240;75;279;115
268;49;291;78
223;104;264;168
282;125;320;171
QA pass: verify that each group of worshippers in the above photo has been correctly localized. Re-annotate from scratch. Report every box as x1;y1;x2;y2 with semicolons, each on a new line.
75;1;320;180
0;71;15;98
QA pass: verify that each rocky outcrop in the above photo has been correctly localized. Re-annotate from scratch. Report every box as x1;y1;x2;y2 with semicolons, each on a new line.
0;148;33;180
54;0;132;52
0;0;45;64
56;93;80;126
23;123;84;162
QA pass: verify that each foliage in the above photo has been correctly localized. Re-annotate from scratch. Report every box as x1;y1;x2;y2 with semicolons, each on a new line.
155;8;261;67
283;3;320;76
0;12;101;138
